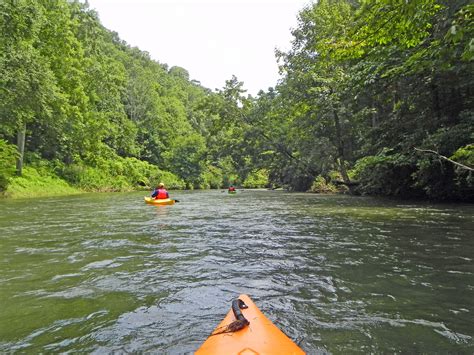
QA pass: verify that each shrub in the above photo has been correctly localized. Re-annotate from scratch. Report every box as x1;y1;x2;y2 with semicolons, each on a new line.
412;114;474;201
0;140;18;192
351;151;422;197
309;175;338;193
413;144;474;201
58;153;185;191
149;169;186;190
200;165;224;189
7;165;79;198
243;169;269;188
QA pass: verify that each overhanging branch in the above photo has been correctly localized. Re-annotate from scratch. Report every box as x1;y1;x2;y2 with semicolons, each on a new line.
414;147;474;172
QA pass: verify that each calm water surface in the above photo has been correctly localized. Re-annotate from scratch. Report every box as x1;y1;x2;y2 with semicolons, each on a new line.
0;190;473;353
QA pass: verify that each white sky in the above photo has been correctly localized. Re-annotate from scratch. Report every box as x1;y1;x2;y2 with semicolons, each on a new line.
86;0;312;96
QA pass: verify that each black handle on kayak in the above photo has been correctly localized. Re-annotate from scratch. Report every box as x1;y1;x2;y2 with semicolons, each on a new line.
232;298;250;326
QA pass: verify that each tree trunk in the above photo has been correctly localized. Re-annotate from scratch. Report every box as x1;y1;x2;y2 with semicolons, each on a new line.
16;123;26;176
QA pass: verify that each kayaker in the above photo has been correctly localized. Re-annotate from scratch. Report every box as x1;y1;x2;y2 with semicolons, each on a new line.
151;182;169;199
228;185;236;192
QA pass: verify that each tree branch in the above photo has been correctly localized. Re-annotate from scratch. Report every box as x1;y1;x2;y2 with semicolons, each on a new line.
414;148;474;171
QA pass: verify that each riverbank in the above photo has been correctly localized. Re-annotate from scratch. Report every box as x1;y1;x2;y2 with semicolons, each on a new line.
1;158;181;199
2;167;83;199
1;165;226;199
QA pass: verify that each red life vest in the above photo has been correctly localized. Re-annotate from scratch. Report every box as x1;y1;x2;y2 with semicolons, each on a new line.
156;188;168;199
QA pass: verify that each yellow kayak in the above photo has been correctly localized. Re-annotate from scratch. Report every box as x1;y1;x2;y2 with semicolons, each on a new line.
196;294;305;355
144;197;175;205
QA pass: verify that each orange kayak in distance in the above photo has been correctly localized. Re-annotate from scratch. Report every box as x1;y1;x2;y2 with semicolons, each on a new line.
144;197;175;205
196;294;305;355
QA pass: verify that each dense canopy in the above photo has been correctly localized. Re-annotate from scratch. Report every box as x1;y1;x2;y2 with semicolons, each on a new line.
0;0;472;201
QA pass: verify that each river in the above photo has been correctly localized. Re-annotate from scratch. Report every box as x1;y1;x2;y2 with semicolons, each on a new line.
0;190;473;353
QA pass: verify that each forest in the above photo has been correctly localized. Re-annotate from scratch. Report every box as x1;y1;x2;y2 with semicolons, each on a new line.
0;0;473;201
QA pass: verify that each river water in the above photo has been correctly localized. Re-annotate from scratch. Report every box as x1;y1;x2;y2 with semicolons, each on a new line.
0;190;473;353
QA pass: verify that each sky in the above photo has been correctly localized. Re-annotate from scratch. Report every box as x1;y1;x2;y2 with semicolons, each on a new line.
86;0;312;96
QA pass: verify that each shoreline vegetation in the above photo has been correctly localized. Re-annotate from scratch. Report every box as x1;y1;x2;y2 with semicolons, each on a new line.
1;162;471;203
4;166;82;199
1;160;341;199
1;1;472;202
0;161;272;199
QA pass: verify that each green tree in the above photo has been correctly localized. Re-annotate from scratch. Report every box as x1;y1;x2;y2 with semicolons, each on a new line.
0;0;59;175
163;133;206;188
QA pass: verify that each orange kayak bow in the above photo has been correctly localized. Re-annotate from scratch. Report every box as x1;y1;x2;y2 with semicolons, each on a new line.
196;294;305;354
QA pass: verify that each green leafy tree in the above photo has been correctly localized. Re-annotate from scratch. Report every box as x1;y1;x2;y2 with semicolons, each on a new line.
0;0;59;175
0;139;18;191
163;133;206;188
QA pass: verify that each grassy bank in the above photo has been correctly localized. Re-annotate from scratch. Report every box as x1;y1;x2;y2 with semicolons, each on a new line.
4;167;82;199
1;155;270;199
1;155;185;199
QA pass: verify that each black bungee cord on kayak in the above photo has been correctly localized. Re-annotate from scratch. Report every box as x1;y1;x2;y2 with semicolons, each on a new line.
209;298;250;336
231;299;249;325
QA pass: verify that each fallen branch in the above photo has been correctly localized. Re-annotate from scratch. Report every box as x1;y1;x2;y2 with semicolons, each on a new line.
414;148;474;171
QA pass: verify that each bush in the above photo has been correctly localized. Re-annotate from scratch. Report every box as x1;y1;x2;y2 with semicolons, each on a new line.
309;175;338;193
413;144;474;201
451;145;474;200
200;165;224;189
412;114;474;201
243;169;269;188
0;140;18;192
451;144;474;167
351;151;422;197
149;169;186;190
59;154;185;191
7;165;79;198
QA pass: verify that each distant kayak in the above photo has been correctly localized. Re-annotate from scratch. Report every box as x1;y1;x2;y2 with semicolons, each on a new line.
228;190;237;194
144;197;175;205
196;294;304;354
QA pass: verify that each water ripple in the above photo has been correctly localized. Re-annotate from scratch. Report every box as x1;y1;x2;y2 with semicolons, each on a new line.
0;191;473;353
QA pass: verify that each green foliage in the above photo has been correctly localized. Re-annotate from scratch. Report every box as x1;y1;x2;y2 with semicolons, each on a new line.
408;112;473;200
451;144;474;167
421;114;473;156
0;0;224;194
451;144;474;200
263;0;473;200
347;0;442;56
309;175;339;193
6;165;80;198
242;169;269;188
353;143;474;201
351;152;422;197
149;170;186;190
163;133;207;188
199;165;224;189
58;155;183;192
445;3;474;61
60;164;125;191
0;140;18;191
1;0;472;202
0;0;59;137
328;170;343;182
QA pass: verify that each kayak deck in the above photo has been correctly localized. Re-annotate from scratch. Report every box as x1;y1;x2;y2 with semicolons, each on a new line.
144;197;175;205
196;294;304;355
